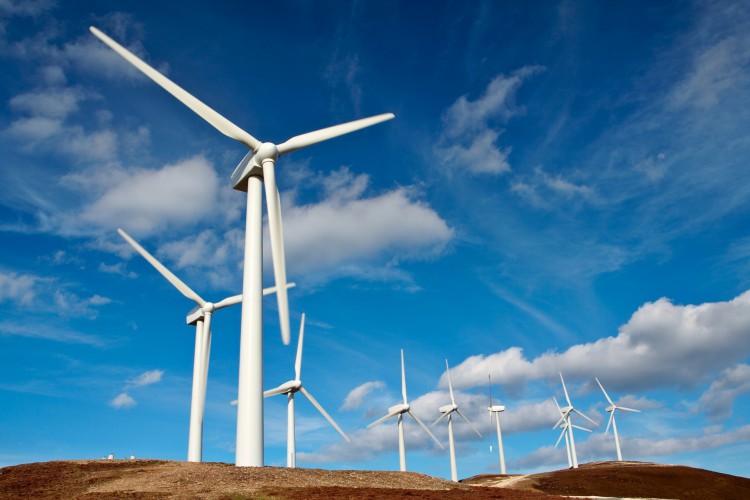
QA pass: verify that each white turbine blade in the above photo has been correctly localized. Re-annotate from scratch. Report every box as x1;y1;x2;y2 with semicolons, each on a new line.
276;113;395;156
408;410;444;449
214;294;242;309
300;387;350;442
605;411;614;435
595;377;614;406
367;408;401;428
553;414;567;430
559;372;572;406
262;161;290;345
89;27;260;151
571;424;592;432
553;396;562;412
401;349;408;404
618;406;641;413
294;313;305;381
263;383;291;398
455;408;483;438
262;282;296;296
117;228;204;305
432;410;451;427
555;427;566;448
573;408;598;427
445;359;456;405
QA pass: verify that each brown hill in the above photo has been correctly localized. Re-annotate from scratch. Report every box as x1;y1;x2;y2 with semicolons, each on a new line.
1;459;747;499
463;460;750;500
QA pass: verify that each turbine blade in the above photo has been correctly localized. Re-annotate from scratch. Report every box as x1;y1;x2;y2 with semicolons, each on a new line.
89;27;260;151
401;349;407;404
446;359;456;405
595;377;614;406
295;313;305;381
618;406;641;413
117;228;204;305
432;410;451;427
276;113;395;156
559;372;572;406
456;408;483;438
262;161;290;345
408;410;444;449
573;408;598;427
488;374;493;407
555;427;566;448
571;424;592;432
553;396;561;412
214;294;242;309
367;408;401;428
553;414;566;430
261;282;297;296
605;411;614;435
300;387;350;442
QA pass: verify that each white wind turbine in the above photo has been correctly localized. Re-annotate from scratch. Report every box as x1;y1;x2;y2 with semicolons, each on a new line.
553;373;597;468
91;27;393;466
552;396;591;468
595;377;640;462
117;228;291;462
264;313;350;467
487;375;506;475
368;350;444;471
432;360;482;482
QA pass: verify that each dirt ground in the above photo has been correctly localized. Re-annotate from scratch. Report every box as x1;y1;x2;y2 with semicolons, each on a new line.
1;459;747;499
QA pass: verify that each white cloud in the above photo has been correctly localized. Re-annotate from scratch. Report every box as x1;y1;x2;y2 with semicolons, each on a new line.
445;290;750;393
0;321;104;346
109;392;136;409
9;87;86;119
278;167;452;285
0;0;54;16
98;262;136;279
511;166;595;209
340;381;385;411
0;271;45;306
435;66;543;175
79;156;220;236
697;364;750;421
126;369;164;388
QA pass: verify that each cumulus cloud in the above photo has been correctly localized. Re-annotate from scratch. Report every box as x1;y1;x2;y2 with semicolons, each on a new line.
126;369;164;389
697;364;750;420
109;392;136;409
341;381;385;411
0;271;46;306
444;291;750;393
277;167;452;286
435;66;543;175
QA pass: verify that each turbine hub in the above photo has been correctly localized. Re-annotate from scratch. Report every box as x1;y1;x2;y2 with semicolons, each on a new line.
255;142;279;162
202;302;216;314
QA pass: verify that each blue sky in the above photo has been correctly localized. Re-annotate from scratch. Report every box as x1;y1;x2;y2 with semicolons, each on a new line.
1;0;750;480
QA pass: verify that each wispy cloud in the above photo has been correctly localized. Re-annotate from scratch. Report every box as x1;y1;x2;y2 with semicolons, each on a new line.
126;369;164;389
109;392;136;409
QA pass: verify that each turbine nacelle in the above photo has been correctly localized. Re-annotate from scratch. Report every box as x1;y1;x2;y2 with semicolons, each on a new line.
231;143;281;191
439;403;457;414
605;405;616;412
389;403;410;414
489;405;505;412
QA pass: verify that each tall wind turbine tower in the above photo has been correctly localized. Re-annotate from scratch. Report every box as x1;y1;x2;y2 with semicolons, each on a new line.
432;360;482;482
368;350;443;471
596;377;640;461
91;27;393;466
488;375;506;474
264;314;350;467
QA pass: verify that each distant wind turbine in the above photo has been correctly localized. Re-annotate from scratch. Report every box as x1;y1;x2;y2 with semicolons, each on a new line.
595;377;640;461
553;396;591;468
488;375;507;474
91;26;393;466
117;228;291;462
432;360;482;482
368;349;444;471
553;372;597;468
264;313;350;467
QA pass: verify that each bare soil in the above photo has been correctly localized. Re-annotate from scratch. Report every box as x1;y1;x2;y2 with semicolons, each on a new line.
463;460;750;500
1;459;747;499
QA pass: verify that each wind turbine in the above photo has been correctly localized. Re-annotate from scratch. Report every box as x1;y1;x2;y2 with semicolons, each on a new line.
264;313;350;468
432;360;482;482
595;377;640;461
368;349;443;472
552;396;591;468
487;375;506;474
91;27;393;466
553;372;597;468
117;228;291;462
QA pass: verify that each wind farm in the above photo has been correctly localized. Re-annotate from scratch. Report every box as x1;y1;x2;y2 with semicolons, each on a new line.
1;1;750;498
